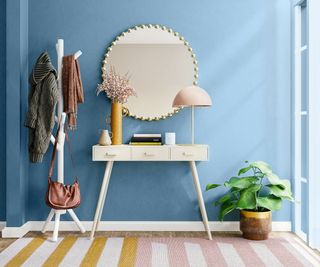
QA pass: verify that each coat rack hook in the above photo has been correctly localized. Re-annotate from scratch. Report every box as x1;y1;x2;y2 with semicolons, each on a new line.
74;50;82;59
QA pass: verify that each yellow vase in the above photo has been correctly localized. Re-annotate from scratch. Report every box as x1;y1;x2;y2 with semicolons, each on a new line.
111;102;122;145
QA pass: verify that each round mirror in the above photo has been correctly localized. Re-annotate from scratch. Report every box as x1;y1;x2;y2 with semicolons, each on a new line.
102;24;198;121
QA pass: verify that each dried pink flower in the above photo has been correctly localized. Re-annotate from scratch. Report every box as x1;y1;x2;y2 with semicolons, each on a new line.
97;66;137;104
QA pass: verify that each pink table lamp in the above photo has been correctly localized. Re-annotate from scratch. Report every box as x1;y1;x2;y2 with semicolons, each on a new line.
172;86;212;144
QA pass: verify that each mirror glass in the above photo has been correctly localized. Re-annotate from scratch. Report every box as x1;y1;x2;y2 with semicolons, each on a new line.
102;25;197;121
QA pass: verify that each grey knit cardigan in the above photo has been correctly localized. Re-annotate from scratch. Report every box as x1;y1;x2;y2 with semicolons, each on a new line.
25;52;59;163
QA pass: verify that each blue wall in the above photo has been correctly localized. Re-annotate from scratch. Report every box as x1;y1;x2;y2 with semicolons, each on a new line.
4;0;292;224
0;0;6;221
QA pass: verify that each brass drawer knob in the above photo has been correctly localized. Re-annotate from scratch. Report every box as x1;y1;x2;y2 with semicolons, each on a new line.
144;152;155;157
105;152;117;157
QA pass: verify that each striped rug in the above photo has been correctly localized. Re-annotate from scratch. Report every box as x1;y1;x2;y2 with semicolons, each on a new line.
0;236;319;267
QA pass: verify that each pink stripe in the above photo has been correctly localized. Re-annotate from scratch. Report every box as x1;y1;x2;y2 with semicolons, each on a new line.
135;238;152;267
191;238;228;267
148;238;189;267
217;237;265;267
233;242;264;267
127;236;310;267
265;238;304;267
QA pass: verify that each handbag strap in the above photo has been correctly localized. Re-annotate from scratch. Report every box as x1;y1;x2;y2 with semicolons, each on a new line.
48;121;78;180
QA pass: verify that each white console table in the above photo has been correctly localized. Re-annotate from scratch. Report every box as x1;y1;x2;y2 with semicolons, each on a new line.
90;144;212;240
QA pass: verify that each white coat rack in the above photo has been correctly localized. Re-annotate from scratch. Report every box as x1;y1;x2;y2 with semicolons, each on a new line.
42;39;85;242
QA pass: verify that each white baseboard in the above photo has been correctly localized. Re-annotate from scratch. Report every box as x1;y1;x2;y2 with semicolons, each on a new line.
1;224;29;238
295;229;308;242
0;222;5;231
1;221;292;238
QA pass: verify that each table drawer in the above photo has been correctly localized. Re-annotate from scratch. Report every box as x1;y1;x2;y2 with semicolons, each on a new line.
170;146;208;161
93;146;131;161
131;146;170;161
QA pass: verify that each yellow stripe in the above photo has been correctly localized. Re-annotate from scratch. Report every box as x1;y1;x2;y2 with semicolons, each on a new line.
80;237;107;267
118;237;138;267
5;238;46;267
42;236;77;267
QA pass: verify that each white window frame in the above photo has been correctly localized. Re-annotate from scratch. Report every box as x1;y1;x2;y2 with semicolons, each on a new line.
293;1;304;241
292;0;320;250
306;0;320;251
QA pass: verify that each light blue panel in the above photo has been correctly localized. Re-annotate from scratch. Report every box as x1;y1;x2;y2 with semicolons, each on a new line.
5;0;29;226
26;0;292;222
301;4;307;47
301;50;308;113
301;182;307;233
0;0;6;221
301;115;308;179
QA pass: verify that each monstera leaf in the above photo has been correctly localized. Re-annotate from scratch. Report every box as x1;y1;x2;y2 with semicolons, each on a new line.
238;166;252;176
266;172;289;188
267;182;293;200
214;193;232;206
218;200;237;221
236;185;261;210
205;184;220;191
224;176;259;189
257;196;282;211
250;161;272;174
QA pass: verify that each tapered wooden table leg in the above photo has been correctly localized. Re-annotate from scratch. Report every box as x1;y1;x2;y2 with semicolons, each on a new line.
90;161;114;240
189;161;212;240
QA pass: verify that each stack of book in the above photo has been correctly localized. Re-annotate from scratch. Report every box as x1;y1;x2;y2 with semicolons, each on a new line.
129;134;162;145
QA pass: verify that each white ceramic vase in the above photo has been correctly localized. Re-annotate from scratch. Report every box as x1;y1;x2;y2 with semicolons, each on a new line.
98;129;112;146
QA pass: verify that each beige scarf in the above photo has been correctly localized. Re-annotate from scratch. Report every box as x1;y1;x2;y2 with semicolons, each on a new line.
62;55;84;130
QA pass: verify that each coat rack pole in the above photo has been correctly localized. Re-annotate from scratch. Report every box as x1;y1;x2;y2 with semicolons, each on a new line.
56;39;65;184
42;39;85;242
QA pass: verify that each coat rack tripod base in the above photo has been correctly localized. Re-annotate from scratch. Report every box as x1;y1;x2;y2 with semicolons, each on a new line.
41;39;85;242
42;209;86;242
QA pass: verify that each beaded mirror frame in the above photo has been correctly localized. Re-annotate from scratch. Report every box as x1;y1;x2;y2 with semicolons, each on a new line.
102;24;198;121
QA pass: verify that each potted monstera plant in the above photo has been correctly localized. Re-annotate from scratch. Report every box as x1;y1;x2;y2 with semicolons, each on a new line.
206;161;293;240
